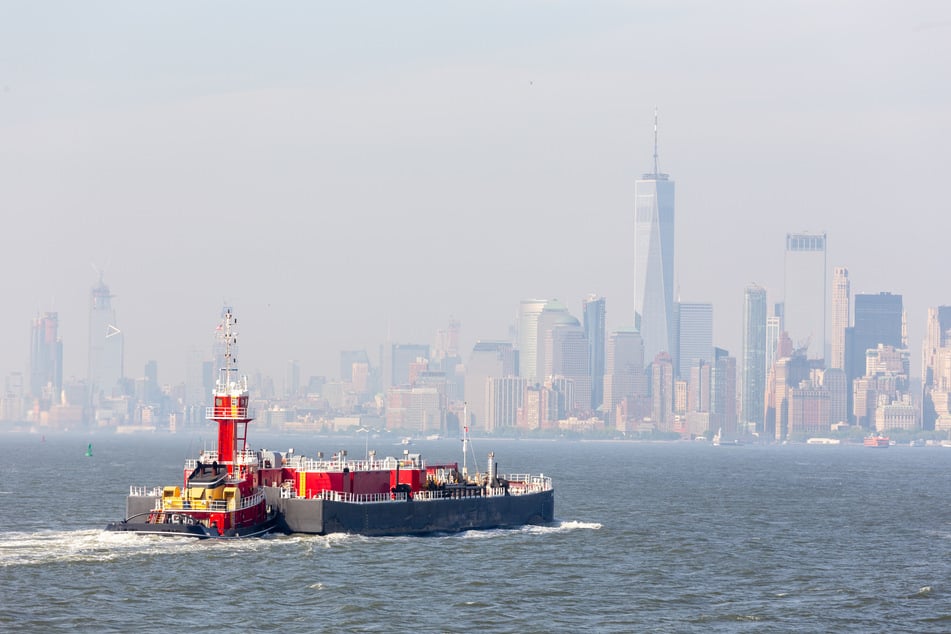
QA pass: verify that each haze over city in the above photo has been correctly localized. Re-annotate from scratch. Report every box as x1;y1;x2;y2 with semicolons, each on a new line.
2;2;949;387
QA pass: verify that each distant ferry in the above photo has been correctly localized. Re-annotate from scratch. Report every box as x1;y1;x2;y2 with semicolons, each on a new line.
807;437;841;445
864;435;890;448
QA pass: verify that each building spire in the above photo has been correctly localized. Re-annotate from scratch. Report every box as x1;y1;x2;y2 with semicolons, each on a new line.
653;107;659;176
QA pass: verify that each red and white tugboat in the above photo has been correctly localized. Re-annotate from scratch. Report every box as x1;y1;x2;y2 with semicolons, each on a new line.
106;309;276;539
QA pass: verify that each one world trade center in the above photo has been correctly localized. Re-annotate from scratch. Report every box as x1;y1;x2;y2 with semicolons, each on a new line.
633;111;675;368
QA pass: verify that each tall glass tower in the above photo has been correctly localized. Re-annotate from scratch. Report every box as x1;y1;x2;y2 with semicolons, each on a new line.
88;275;123;406
741;285;767;431
30;312;62;401
517;299;548;384
830;267;850;370
633;111;675;367
675;302;713;379
783;232;827;361
583;294;606;410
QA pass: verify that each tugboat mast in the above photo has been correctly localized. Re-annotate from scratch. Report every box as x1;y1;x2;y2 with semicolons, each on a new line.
210;309;251;475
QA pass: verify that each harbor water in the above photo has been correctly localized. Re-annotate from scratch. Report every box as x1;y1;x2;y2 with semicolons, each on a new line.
2;432;951;632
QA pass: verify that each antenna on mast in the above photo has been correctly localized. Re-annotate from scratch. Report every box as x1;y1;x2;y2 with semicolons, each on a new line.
653;107;659;176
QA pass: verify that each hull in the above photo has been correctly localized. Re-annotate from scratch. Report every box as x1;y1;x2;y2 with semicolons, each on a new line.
264;487;554;536
105;516;277;539
107;494;278;539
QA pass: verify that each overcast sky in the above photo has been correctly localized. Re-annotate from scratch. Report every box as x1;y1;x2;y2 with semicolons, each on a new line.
2;1;949;386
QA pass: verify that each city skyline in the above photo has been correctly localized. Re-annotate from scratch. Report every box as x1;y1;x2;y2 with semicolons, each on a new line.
2;3;949;387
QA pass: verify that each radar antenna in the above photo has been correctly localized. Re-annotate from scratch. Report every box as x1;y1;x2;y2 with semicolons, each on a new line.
653;107;659;176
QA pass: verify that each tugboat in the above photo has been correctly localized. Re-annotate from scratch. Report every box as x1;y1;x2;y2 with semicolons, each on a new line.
109;312;555;538
106;310;276;539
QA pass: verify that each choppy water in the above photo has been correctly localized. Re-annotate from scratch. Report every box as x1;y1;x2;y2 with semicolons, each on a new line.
2;432;951;632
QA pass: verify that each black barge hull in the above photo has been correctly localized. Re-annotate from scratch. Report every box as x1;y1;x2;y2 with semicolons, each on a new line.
263;487;555;536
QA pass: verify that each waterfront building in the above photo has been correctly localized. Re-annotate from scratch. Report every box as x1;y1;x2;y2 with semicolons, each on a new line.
788;382;831;438
783;232;827;361
875;395;918;432
485;376;526;433
633;112;676;367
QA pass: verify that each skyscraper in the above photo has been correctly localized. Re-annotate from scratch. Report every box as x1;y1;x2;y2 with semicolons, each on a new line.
741;285;767;432
516;299;548;383
602;328;647;424
390;343;430;388
675;302;713;380
650;352;675;432
847;293;904;385
712;347;738;435
583;294;606;410
830;267;850;370
464;341;516;430
485;376;526;433
547;321;591;414
922;306;951;430
784;232;827;360
30;312;62;403
535;299;575;385
88;275;123;406
633;111;675;367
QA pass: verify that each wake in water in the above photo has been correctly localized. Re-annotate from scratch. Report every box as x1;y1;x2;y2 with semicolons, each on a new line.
0;528;311;567
0;520;603;567
452;519;602;540
0;529;197;567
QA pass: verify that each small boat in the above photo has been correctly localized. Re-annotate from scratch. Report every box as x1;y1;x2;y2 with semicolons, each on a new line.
806;437;841;445
712;428;742;447
864;434;890;448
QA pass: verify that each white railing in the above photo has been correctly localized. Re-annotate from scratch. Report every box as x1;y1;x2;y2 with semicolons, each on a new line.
306;490;408;503
295;457;424;473
129;486;163;497
184;450;258;470
506;474;553;494
235;450;258;466
205;406;253;420
159;489;266;513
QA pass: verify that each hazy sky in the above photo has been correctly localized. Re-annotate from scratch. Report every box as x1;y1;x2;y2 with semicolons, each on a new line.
2;2;949;386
